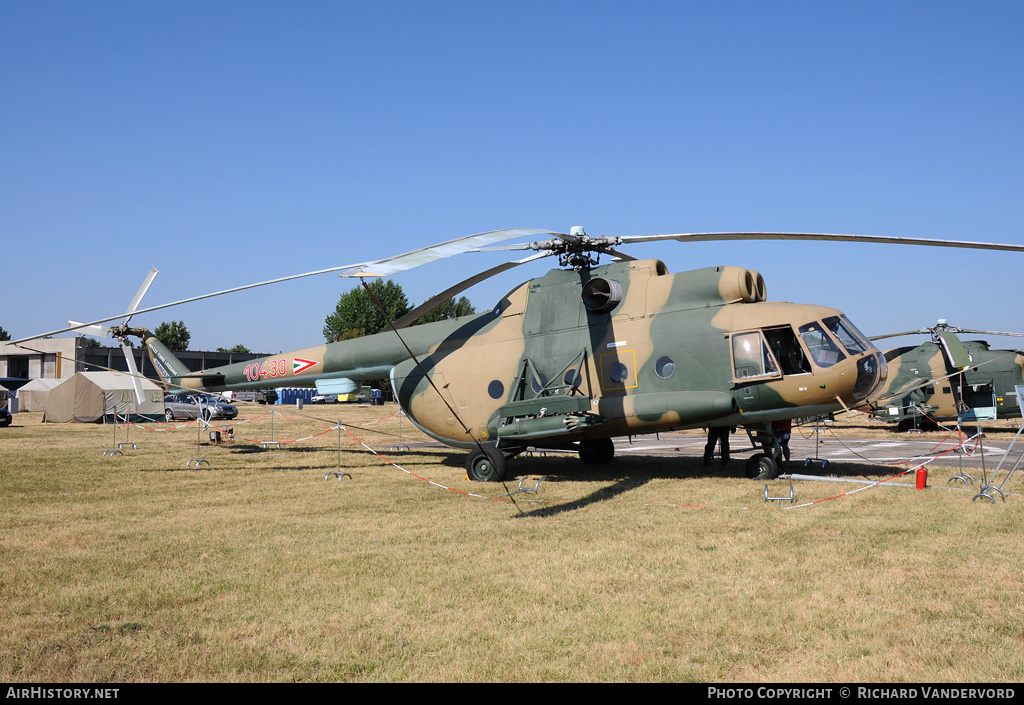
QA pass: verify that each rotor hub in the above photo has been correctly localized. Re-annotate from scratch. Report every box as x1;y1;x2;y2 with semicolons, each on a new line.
528;226;623;270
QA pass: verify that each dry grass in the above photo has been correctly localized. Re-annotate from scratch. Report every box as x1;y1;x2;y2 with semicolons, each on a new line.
2;403;1023;682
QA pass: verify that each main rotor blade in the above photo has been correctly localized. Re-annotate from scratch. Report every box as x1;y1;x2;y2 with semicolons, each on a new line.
390;251;553;329
619;232;1024;252
14;228;556;345
605;247;637;261
871;326;1024;342
936;331;972;369
337;228;562;277
958;328;1024;339
870;330;931;341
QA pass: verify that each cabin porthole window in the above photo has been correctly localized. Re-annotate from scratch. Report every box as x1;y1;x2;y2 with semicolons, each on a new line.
655;356;676;379
487;380;504;400
608;362;629;384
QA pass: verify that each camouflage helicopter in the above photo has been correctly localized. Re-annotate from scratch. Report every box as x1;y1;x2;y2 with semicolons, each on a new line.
865;320;1024;431
25;227;1024;481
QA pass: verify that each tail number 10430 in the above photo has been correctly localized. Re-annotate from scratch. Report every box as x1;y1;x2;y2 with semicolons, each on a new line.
244;358;288;382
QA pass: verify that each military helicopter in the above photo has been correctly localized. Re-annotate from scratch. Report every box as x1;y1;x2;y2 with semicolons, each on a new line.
865;320;1024;431
21;227;1024;481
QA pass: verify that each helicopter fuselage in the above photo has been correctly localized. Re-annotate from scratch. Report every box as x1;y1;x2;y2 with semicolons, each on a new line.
868;340;1024;427
157;259;887;453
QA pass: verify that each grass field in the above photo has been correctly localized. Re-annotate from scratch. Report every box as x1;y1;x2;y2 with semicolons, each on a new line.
2;404;1023;682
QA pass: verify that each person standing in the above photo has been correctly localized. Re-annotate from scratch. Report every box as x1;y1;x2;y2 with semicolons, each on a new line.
771;418;792;467
703;425;731;466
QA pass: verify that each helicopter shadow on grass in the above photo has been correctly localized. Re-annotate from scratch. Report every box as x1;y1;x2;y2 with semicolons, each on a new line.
494;453;918;517
451;451;750;518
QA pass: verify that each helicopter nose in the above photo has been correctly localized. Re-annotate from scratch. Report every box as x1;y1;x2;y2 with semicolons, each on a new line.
851;351;887;402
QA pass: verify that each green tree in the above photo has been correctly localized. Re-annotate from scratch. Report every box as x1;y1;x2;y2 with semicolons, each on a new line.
154;320;191;351
0;325;10;341
411;296;476;325
323;280;411;342
80;337;102;348
217;344;251;354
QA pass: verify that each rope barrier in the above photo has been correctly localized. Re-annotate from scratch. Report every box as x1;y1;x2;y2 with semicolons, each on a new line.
112;406;1008;511
114;406;533;502
337;423;525;502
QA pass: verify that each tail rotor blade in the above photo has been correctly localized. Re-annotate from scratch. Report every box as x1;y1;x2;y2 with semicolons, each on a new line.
126;268;159;318
68;320;112;339
121;343;147;405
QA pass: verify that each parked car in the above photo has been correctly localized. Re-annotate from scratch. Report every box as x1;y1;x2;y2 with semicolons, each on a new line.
310;394;338;404
0;407;11;427
164;394;238;421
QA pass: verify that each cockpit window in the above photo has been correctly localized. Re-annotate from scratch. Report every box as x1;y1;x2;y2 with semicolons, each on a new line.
842;316;872;350
731;331;781;380
823;315;869;355
799;322;846;368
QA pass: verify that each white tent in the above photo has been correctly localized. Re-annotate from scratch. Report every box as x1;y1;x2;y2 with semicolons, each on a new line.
16;378;61;412
43;372;164;423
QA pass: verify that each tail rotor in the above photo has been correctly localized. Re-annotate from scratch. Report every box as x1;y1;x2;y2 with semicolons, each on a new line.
68;268;159;405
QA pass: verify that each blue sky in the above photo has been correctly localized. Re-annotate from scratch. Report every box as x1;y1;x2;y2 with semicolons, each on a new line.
3;1;1023;355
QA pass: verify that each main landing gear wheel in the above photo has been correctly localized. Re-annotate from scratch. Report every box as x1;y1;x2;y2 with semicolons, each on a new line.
745;453;779;480
578;438;615;464
466;445;507;482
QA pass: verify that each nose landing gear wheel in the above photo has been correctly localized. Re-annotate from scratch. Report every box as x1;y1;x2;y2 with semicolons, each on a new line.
466;445;507;482
745;453;779;480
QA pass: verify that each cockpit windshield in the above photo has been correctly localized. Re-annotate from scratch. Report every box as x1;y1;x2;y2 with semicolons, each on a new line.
798;322;846;368
823;315;870;355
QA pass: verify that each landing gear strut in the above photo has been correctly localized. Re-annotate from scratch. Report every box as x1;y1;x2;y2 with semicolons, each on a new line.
743;423;783;480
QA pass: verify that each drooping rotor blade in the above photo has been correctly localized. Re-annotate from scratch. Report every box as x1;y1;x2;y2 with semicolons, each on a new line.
936;331;972;369
390;251;554;329
467;243;542;252
605;247;637;261
337;228;563;277
14;228;558;345
121;343;148;405
618;231;1024;253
